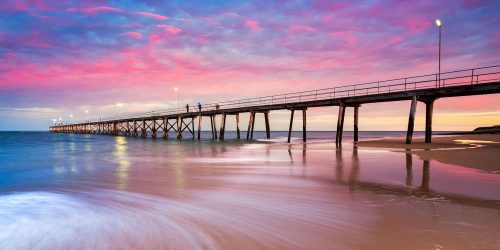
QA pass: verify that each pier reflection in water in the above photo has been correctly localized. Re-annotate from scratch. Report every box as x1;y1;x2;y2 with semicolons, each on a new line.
0;132;499;249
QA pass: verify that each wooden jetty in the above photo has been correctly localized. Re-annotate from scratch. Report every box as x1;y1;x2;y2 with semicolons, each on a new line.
50;65;500;145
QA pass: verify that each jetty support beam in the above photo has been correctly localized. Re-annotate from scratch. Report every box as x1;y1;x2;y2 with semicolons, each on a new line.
406;96;417;144
197;115;202;140
264;111;270;139
424;99;435;143
287;109;295;143
220;113;227;140
236;114;241;139
353;105;359;143
335;104;346;146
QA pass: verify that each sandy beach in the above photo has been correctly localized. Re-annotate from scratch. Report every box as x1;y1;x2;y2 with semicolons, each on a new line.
357;133;500;172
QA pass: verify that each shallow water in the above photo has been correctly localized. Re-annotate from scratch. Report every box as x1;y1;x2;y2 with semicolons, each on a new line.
0;132;499;249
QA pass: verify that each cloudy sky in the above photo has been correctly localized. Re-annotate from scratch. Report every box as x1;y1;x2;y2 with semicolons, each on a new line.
0;0;499;131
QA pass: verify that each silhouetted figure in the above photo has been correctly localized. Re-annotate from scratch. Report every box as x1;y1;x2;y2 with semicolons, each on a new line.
197;102;202;112
215;104;220;110
186;104;189;113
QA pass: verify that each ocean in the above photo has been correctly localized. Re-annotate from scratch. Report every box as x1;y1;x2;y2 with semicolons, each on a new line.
0;131;498;249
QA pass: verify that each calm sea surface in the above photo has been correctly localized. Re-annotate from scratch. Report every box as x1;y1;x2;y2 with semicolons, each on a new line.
0;131;499;249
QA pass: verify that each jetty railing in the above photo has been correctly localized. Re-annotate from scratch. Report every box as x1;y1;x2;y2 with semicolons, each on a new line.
68;64;500;124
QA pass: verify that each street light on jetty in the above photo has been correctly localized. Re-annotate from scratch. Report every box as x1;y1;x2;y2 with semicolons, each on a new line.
435;19;442;87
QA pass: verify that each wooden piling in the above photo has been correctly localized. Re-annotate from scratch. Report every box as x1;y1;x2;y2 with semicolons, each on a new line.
353;106;359;143
163;118;168;139
177;116;183;139
406;96;417;144
220;113;227;140
247;112;254;140
141;120;146;137
264;111;270;139
425;99;435;143
197;115;202;140
302;109;307;142
210;115;215;139
335;105;346;145
250;112;256;139
236;113;240;139
213;115;218;139
287;109;295;143
152;119;157;139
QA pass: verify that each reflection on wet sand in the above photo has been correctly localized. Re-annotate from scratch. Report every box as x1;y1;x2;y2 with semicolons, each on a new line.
287;143;499;210
2;133;499;249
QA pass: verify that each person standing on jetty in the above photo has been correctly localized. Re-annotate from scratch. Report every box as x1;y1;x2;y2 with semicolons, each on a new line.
186;104;189;113
197;102;202;112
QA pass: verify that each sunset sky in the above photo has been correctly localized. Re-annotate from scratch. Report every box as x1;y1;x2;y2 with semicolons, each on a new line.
0;0;499;131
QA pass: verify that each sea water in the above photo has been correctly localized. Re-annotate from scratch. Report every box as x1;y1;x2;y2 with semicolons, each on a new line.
0;131;499;249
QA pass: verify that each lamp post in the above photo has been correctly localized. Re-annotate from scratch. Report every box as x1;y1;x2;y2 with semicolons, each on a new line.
435;19;442;87
174;87;179;110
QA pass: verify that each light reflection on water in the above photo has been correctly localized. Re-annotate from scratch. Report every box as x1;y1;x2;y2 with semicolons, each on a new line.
114;136;130;190
0;132;499;249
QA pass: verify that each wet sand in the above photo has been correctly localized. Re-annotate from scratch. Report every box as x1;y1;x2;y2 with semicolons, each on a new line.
356;134;500;172
1;132;500;249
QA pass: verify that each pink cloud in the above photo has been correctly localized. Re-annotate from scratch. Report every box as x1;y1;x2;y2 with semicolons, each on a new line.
244;20;262;31
156;25;182;34
14;3;29;10
402;18;431;34
149;25;182;43
66;6;122;14
136;11;168;20
122;32;143;39
289;25;315;33
330;32;357;47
